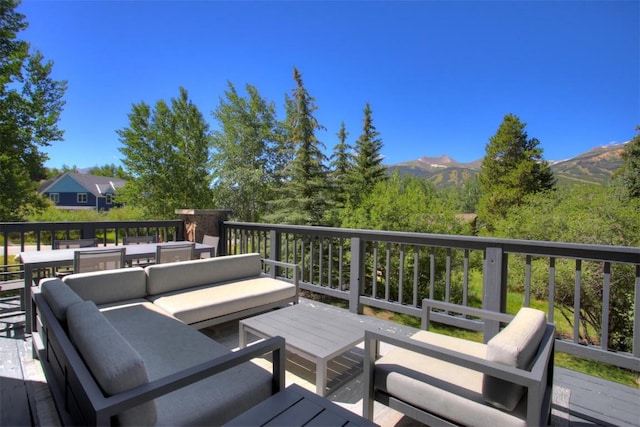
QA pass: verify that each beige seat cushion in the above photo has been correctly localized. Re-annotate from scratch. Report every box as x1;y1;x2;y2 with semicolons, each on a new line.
145;253;262;296
62;267;147;305
148;277;296;325
482;307;547;410
40;278;83;324
375;330;527;427
101;302;274;426
67;301;156;426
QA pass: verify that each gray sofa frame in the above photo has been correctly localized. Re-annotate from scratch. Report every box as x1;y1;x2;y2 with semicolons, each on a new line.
32;291;286;426
363;299;556;427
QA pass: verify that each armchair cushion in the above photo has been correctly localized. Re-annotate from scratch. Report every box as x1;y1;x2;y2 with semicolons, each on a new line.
482;307;547;411
67;301;157;426
375;330;527;426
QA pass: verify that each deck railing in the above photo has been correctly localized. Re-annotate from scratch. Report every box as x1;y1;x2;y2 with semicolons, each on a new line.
224;221;640;372
1;219;638;371
0;220;184;261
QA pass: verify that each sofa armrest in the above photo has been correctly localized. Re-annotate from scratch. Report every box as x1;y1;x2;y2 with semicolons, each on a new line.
93;336;286;425
262;259;300;302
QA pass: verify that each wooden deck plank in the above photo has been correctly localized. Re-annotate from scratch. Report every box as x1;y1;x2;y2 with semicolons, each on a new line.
0;324;32;426
555;367;640;427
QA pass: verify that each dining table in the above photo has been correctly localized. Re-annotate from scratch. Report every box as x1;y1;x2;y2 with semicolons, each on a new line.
17;241;215;334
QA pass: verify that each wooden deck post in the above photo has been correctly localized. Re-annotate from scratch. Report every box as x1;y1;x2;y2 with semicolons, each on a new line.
483;246;508;342
349;237;365;314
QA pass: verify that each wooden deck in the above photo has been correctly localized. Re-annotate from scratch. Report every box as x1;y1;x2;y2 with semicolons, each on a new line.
1;296;638;427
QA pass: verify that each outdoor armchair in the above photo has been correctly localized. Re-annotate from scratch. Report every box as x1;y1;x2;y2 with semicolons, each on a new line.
363;299;555;427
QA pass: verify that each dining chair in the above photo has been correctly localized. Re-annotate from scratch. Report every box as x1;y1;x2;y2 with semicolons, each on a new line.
201;234;219;258
155;243;195;264
123;235;157;245
52;238;99;250
52;238;100;276
73;248;126;274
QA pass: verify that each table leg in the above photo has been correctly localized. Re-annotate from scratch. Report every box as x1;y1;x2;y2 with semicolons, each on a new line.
239;324;248;348
24;264;33;334
316;358;327;396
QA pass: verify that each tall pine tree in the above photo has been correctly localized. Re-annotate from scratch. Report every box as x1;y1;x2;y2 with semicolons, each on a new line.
325;122;352;225
477;114;555;229
269;68;327;225
349;102;386;206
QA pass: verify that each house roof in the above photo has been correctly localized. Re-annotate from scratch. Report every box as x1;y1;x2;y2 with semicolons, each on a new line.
39;173;126;198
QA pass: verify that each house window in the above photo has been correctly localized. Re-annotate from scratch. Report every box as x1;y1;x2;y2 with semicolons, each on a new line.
106;194;113;204
77;193;88;203
49;193;60;203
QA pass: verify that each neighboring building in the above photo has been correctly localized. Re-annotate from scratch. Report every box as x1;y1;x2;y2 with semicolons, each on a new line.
39;173;126;211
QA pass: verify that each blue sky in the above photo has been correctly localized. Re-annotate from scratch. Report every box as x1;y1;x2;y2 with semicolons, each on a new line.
18;0;640;169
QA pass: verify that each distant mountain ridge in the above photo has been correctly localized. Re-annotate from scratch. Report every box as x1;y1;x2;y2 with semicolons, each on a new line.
387;142;627;188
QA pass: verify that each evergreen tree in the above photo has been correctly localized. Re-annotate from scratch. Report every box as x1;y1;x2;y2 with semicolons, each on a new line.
477;114;555;229
0;0;67;220
210;82;284;222
349;102;386;206
117;87;213;219
326;122;352;217
269;67;327;225
614;126;640;199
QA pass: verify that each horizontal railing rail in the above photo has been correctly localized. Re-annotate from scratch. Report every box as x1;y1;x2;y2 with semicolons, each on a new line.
224;221;640;372
0;220;185;262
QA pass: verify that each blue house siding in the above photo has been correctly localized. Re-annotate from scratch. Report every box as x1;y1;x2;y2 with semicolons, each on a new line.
39;173;125;212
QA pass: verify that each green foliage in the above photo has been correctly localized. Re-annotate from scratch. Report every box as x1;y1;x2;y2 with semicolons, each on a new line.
268;67;328;225
29;203;104;222
0;0;67;221
117;87;213;219
341;172;462;234
477;114;555;230
87;163;129;179
493;184;640;352
613;127;640;200
45;164;78;179
210;82;285;222
455;174;481;214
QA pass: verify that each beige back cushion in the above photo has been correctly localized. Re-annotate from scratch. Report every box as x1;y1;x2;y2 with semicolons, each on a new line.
40;278;84;324
67;301;156;426
145;253;262;295
62;267;147;305
482;307;547;411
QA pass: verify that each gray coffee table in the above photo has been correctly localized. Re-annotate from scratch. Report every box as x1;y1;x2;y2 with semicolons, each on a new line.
239;303;367;396
224;383;377;426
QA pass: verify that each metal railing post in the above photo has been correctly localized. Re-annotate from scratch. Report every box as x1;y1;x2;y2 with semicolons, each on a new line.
483;246;508;342
349;237;365;314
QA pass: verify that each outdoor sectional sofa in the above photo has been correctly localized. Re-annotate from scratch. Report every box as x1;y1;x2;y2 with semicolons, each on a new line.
32;253;299;426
